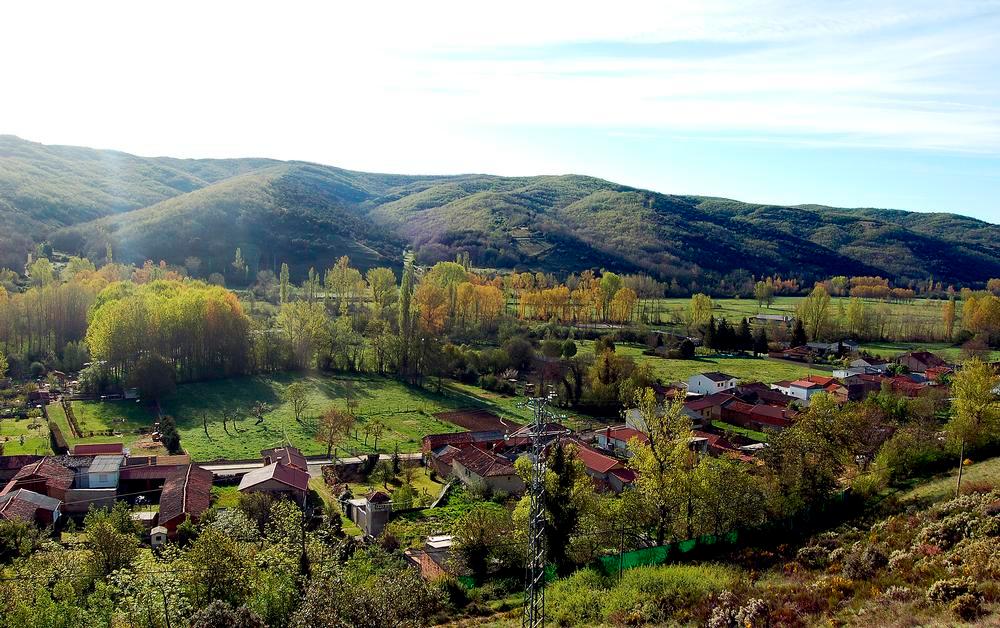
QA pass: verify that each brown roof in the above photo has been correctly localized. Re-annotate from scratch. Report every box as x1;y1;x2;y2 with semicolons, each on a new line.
722;399;755;416
0;455;44;471
422;430;505;453
2;458;75;496
453;447;517;478
262;446;308;471
238;462;310;493
698;371;738;382
0;494;39;521
71;443;124;456
571;444;623;475
602;425;649;445
685;392;734;412
159;465;214;525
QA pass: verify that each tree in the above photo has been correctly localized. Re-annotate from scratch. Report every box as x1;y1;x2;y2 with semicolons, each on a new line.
689;293;713;329
737;318;753;352
544;443;590;576
159;415;182;454
754;280;775;308
232;247;248;281
452;504;511;582
703;315;717;350
84;503;141;576
943;298;957;340
366;267;398;317
797;285;832;341
318;406;355;459
561;340;577;358
369;420;386;452
397;263;415;376
284;382;311;425
627;388;694;544
190;601;266;628
752;327;768;356
0;352;7;379
279;262;290;304
128;354;176;402
791;318;808;347
373;459;394;488
946;358;1000;495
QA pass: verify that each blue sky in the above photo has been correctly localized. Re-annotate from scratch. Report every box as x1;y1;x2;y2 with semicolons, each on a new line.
2;0;998;222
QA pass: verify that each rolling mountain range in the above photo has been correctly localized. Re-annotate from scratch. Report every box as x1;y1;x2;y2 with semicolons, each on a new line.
1;134;998;286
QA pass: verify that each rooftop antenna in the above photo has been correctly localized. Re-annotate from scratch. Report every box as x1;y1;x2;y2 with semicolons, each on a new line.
520;383;557;628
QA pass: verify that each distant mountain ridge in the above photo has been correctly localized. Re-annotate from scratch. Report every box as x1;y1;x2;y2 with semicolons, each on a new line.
1;135;997;286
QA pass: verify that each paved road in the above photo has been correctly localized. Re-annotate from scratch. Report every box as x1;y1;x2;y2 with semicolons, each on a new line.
201;452;423;478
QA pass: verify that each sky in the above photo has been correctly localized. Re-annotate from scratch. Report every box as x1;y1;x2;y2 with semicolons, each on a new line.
2;0;999;222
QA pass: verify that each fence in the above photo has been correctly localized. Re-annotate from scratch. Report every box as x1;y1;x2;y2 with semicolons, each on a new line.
593;531;739;576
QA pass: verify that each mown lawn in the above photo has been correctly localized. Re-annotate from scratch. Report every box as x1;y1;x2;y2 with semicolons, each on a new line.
576;340;822;385
859;341;1000;362
0;416;50;455
157;373;499;461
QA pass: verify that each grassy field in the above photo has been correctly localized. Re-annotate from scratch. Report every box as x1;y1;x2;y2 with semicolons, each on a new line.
0;416;50;455
153;372;530;461
47;401;169;455
898;455;1000;504
858;340;1000;362
576;340;824;384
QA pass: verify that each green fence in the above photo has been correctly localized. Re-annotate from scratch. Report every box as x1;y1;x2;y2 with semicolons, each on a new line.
594;530;739;575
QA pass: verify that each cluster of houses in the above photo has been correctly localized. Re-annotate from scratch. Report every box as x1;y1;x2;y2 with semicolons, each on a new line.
0;442;311;544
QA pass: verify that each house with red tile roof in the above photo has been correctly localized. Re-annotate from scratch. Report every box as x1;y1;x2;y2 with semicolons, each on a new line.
595;425;649;457
451;447;524;494
158;465;214;536
0;458;75;501
261;446;308;471
238;461;310;505
0;488;62;526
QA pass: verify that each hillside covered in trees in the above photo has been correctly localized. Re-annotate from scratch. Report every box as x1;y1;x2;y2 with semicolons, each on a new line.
3;135;999;288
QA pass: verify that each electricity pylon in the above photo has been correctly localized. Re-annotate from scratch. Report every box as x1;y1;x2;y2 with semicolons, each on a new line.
522;386;556;628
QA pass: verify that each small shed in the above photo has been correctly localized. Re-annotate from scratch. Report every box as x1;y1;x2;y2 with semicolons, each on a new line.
150;525;168;548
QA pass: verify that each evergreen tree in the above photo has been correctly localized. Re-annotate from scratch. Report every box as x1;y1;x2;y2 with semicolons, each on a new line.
703;315;717;350
753;327;769;356
738;318;753;352
791;318;808;347
398;262;415;376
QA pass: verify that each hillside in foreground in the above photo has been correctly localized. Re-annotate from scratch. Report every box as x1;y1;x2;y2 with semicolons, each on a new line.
2;135;999;284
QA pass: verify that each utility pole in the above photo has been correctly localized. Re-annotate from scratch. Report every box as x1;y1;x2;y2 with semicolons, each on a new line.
522;385;555;628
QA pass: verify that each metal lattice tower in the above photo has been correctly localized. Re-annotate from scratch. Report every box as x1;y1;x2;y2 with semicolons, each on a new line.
522;386;554;628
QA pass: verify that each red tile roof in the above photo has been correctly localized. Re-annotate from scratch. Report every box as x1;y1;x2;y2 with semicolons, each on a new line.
1;458;74;496
571;444;623;475
601;425;649;445
159;465;214;526
0;494;39;521
790;379;824;389
261;446;308;471
722;399;755;416
421;430;505;453
239;462;310;493
452;447;517;478
609;468;636;483
685;392;734;412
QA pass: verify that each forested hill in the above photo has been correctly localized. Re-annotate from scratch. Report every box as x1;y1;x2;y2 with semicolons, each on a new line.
2;135;998;286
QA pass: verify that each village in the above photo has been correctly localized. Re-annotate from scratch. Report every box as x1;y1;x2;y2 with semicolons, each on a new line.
0;337;977;583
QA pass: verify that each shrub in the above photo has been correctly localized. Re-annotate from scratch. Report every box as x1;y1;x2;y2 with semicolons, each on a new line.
879;586;912;603
796;545;830;569
926;577;975;605
601;564;738;625
547;569;608;626
841;544;887;580
917;512;977;550
949;593;983;621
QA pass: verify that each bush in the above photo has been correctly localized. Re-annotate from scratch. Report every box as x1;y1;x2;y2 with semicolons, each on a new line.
546;569;610;626
29;362;46;378
841;544;887;580
950;593;983;621
795;545;829;569
602;564;738;625
926;577;976;605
